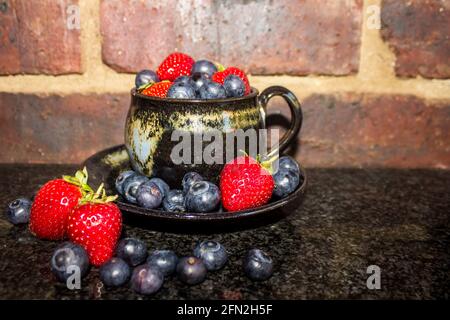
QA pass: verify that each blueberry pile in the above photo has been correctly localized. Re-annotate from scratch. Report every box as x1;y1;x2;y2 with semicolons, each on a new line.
166;69;246;100
115;156;302;213
49;237;273;295
135;55;250;100
4;200;274;294
116;171;221;213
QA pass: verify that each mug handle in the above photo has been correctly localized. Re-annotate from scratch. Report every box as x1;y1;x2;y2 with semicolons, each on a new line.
258;86;303;159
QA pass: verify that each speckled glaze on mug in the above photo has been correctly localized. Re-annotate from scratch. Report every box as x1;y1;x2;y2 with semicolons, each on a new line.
125;86;302;187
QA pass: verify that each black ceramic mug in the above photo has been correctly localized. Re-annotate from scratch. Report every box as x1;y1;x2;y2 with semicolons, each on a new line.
124;86;302;187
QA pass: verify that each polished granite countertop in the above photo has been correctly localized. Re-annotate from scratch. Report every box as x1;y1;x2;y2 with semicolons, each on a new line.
0;164;449;300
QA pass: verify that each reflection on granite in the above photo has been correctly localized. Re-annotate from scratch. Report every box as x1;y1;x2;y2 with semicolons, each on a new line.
0;164;449;299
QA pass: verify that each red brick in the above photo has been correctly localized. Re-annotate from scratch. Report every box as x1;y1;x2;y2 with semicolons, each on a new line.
287;94;450;168
100;0;363;75
381;0;450;79
0;93;129;163
0;0;82;75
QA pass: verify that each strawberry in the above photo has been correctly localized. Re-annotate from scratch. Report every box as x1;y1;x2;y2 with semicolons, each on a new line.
29;168;92;240
220;156;274;212
67;184;121;266
212;67;250;95
156;52;195;82
211;71;226;85
141;81;172;98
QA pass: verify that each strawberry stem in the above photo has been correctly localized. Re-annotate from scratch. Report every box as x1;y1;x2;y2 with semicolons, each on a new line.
63;167;93;194
80;183;118;205
259;156;277;175
215;62;225;72
238;149;249;157
137;82;154;92
63;167;118;205
236;150;277;175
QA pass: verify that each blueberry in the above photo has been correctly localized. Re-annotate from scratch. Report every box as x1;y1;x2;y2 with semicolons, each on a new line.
174;75;196;87
99;257;130;287
5;198;31;225
185;181;221;213
182;172;204;194
135;70;159;89
167;82;197;99
136;181;163;209
147;250;179;276
199;80;227;99
191;60;218;77
51;242;89;282
116;238;148;266
123;174;149;204
277;156;300;174
149;177;170;198
131;264;164;295
193;240;227;271
176;256;207;285
191;72;211;94
243;249;273;281
162;189;186;213
224;74;245;98
273;168;300;198
115;170;136;195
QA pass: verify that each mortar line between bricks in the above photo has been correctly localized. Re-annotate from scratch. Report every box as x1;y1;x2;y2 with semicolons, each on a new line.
0;75;449;100
0;0;449;101
359;0;397;81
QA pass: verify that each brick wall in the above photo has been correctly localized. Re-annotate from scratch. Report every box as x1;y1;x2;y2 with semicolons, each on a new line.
0;0;449;168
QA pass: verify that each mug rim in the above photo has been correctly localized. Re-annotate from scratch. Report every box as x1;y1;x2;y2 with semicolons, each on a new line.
131;86;259;103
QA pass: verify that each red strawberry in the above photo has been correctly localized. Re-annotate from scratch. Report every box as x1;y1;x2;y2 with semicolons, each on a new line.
141;81;172;98
211;71;226;85
67;185;121;266
220;156;274;211
156;52;195;82
212;67;251;95
29;168;91;240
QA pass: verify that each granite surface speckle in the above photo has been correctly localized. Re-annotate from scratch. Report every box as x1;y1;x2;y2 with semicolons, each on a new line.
0;164;449;299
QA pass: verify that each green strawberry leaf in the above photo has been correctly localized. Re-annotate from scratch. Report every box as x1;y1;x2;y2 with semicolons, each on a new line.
63;167;117;205
215;62;225;72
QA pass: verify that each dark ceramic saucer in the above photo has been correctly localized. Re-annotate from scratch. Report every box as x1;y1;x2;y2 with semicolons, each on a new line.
83;145;307;232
